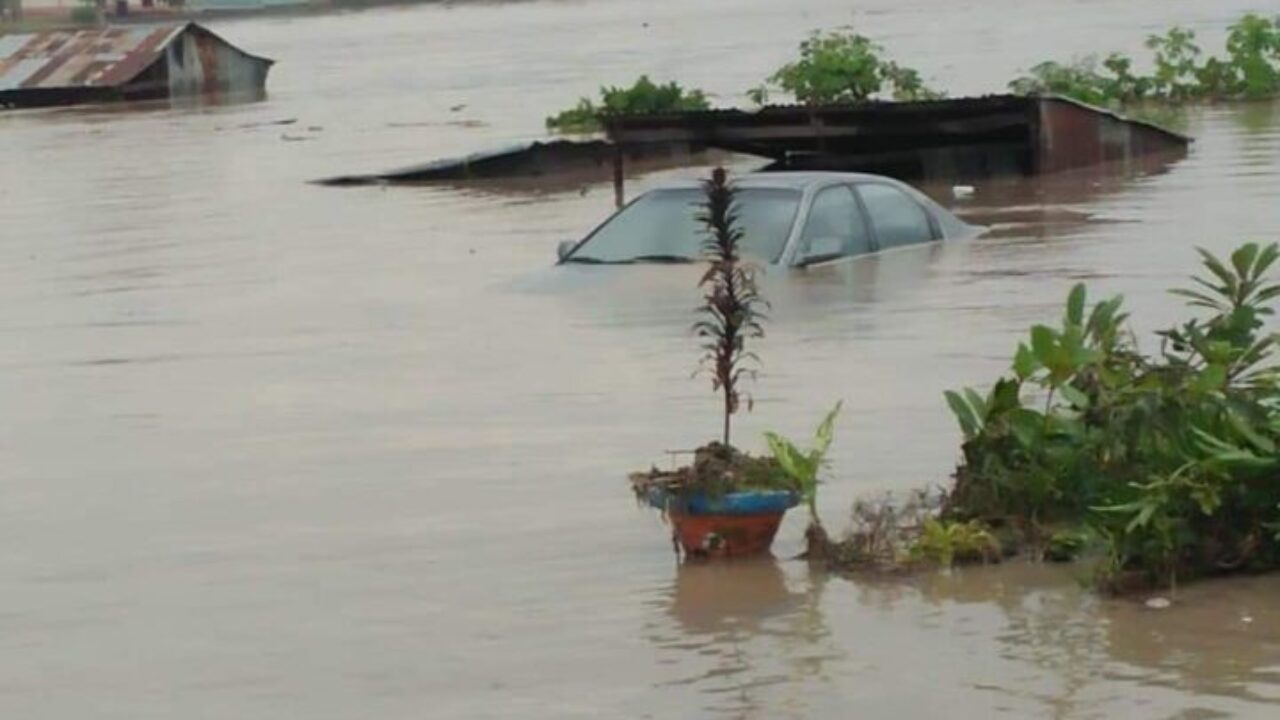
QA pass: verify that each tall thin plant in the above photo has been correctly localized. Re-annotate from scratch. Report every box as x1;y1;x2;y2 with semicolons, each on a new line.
693;168;768;447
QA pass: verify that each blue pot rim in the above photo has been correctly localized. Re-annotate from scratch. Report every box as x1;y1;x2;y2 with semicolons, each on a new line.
645;487;799;515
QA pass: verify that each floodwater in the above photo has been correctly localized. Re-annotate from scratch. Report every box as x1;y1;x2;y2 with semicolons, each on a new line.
2;0;1280;717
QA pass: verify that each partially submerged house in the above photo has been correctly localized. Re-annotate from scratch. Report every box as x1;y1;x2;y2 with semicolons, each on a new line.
603;95;1190;181
320;95;1190;205
0;22;273;109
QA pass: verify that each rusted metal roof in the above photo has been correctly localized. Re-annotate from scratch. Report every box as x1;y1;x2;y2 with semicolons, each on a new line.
602;94;1189;181
1;23;191;91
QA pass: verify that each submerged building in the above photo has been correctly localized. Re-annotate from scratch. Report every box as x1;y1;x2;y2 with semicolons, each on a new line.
0;22;273;109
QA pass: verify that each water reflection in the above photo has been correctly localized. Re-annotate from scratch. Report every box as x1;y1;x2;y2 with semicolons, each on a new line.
646;559;843;717
1233;99;1280;135
910;563;1280;712
955;148;1187;241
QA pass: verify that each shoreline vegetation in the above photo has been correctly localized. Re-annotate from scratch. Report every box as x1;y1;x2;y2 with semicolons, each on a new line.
812;242;1280;598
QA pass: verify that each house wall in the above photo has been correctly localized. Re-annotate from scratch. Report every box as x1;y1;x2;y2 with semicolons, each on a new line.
1035;97;1187;174
158;27;269;98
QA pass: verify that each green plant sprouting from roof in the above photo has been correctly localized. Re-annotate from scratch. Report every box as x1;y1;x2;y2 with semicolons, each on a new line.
749;28;942;106
1009;14;1280;106
545;75;711;134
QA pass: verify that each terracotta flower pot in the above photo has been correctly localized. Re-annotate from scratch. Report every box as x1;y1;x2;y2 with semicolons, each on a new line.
645;487;799;558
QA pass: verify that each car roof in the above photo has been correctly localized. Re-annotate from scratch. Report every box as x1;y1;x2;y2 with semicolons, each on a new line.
646;171;897;192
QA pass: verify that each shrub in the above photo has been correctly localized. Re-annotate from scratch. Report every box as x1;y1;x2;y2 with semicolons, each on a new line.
1008;54;1151;106
909;519;1001;566
944;242;1280;592
1010;14;1280;106
750;29;942;105
545;76;710;134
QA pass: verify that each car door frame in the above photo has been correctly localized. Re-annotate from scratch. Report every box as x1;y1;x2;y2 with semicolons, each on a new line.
852;180;943;252
780;180;878;268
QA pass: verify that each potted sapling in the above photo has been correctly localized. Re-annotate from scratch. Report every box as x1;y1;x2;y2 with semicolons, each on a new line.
630;167;841;558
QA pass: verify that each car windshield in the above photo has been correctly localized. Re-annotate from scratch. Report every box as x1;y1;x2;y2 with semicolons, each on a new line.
565;188;801;264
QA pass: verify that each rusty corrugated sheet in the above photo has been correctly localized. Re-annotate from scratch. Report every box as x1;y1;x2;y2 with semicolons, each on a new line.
0;23;183;91
603;95;1189;182
1034;96;1188;174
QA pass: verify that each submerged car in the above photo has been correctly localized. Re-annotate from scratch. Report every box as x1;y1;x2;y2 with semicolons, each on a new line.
557;172;979;267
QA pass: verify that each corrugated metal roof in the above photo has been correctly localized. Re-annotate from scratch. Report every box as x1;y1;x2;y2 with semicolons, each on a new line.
0;23;185;91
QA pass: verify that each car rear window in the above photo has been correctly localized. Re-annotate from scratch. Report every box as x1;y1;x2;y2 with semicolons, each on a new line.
568;188;802;264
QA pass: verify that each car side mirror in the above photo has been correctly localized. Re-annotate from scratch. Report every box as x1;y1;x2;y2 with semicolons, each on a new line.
798;236;846;267
556;240;577;261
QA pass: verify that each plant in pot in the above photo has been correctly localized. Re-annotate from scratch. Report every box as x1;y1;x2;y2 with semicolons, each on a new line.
630;167;841;559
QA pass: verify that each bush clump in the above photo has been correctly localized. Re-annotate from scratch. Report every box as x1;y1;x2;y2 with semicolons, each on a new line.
1011;14;1280;106
943;242;1280;593
545;75;710;134
749;28;942;105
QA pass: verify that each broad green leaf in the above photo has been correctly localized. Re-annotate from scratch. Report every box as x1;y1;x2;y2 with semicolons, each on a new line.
1193;363;1228;391
1059;384;1091;410
944;390;981;439
1009;409;1041;447
1231;242;1259;282
1066;283;1086;326
991;378;1022;412
765;432;804;480
1030;325;1057;366
1013;343;1037;380
963;388;988;420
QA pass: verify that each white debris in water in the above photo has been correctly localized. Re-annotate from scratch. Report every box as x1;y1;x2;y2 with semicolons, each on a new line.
1145;597;1172;609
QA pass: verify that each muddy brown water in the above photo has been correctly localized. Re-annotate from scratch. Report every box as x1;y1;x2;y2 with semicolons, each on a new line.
3;0;1280;717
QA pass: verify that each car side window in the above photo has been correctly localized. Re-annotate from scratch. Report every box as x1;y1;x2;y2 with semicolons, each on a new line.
799;186;872;262
857;183;935;249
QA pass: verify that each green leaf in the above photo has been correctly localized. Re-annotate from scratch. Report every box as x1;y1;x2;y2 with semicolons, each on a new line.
1059;384;1091;410
1255;284;1280;303
1225;409;1276;454
945;390;981;439
1030;325;1057;366
1127;500;1158;533
1170;288;1225;308
1013;343;1037;379
1066;283;1086;326
1253;243;1280;279
765;432;807;482
1009;408;1042;447
1193;364;1228;391
1198;247;1240;297
813;401;842;455
963;388;988;421
1231;242;1259;282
